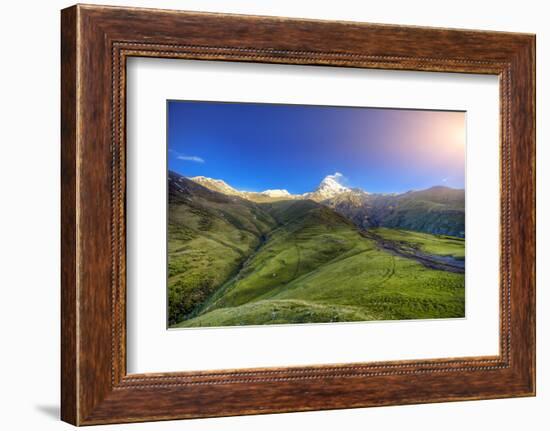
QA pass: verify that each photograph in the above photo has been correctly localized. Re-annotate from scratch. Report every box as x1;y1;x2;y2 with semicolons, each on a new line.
167;100;466;328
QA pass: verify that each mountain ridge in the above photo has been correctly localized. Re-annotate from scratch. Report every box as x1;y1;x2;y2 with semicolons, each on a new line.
181;171;463;202
172;170;464;238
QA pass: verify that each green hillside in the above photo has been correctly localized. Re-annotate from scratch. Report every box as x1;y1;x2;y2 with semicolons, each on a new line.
371;228;465;260
167;173;277;325
170;187;465;328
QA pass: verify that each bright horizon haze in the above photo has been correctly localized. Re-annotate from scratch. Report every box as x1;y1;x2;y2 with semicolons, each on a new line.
167;100;465;194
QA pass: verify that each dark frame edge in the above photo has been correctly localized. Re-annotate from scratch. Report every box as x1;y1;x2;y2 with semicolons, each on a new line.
61;4;79;426
503;32;536;399
524;33;536;399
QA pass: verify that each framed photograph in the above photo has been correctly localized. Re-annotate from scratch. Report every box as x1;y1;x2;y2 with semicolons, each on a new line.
61;4;535;425
164;101;466;330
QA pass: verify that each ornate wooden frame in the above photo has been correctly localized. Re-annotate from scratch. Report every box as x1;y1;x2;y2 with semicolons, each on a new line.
61;4;536;425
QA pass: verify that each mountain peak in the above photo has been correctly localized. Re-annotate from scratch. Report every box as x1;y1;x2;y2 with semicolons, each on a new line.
310;172;350;199
189;176;241;196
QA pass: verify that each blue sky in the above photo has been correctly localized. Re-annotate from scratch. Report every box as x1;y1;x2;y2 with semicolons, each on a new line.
167;100;465;194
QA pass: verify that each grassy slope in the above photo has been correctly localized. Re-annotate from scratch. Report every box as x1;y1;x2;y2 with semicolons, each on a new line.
371;227;465;260
175;200;465;328
167;175;277;325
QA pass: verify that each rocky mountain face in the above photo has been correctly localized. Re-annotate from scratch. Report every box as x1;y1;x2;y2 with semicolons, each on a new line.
182;171;465;238
323;186;465;238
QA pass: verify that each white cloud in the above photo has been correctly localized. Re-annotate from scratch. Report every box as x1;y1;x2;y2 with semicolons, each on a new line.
177;155;204;163
327;172;345;184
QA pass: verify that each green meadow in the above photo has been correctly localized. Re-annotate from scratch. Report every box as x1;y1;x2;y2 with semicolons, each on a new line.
371;227;465;260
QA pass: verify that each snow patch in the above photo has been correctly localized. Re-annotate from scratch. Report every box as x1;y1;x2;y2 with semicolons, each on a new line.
189;176;241;195
260;189;291;197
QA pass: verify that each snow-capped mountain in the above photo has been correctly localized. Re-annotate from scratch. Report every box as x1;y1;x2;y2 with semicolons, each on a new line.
189;176;242;196
303;172;353;201
260;189;291;198
317;173;350;195
188;172;355;202
189;176;294;201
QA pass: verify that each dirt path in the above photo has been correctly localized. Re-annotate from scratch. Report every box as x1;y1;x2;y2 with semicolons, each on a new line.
378;254;396;285
361;231;465;274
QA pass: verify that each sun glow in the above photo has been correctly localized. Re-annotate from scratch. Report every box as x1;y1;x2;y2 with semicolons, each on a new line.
448;114;466;150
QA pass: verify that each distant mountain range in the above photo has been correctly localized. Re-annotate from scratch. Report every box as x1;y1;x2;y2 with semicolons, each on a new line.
182;171;465;238
190;171;356;202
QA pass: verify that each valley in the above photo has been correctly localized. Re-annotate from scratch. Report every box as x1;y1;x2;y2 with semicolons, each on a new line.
364;228;465;274
168;171;466;328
